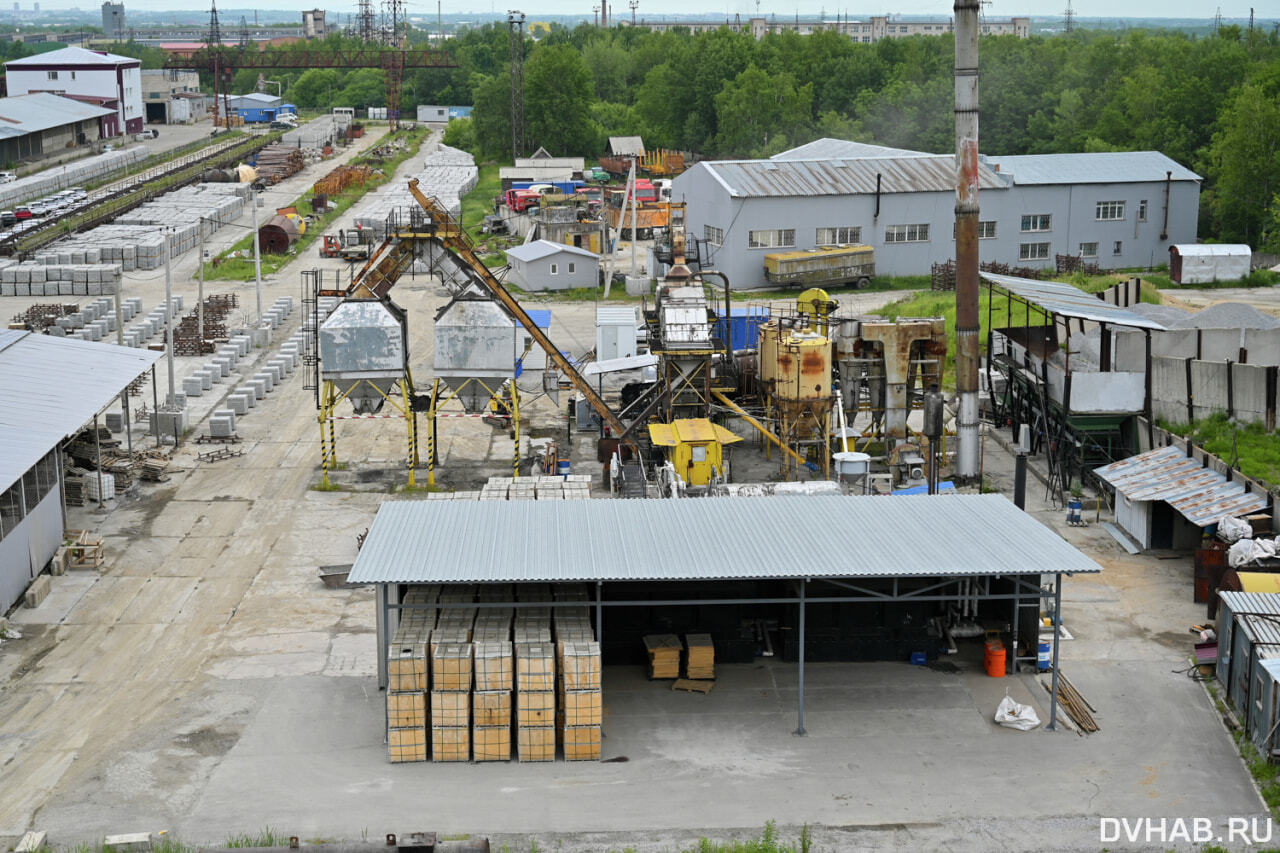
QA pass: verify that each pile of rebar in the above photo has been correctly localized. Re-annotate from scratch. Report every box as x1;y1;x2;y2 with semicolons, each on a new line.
10;303;78;331
1043;671;1098;734
313;164;372;198
255;144;306;184
173;293;239;355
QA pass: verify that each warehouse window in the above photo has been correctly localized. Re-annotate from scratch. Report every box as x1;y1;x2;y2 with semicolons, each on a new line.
704;224;723;246
817;226;860;244
952;221;997;239
0;481;22;540
1019;242;1050;260
1020;214;1051;232
748;229;795;249
1138;199;1148;222
885;223;929;243
1096;200;1125;221
1113;240;1123;255
47;70;58;80
1080;242;1098;258
568;262;576;274
70;71;76;80
550;263;558;274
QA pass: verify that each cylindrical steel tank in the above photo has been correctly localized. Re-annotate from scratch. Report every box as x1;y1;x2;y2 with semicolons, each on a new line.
775;331;832;401
258;214;300;254
758;321;779;387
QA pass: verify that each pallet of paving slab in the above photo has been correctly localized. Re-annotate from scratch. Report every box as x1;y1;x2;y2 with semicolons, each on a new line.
671;678;715;694
195;433;241;444
643;633;681;679
197;447;243;463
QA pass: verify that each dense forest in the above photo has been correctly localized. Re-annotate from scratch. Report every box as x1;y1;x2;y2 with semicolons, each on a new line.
95;24;1280;248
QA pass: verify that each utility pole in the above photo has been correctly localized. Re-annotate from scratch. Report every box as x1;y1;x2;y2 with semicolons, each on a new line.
953;0;981;483
251;191;263;324
163;238;175;407
198;221;205;355
592;5;599;26
629;0;637;26
507;10;525;162
207;0;221;45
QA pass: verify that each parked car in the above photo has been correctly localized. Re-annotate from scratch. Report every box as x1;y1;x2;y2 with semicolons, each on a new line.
0;211;17;227
140;128;159;139
27;202;49;217
0;171;16;184
14;207;32;220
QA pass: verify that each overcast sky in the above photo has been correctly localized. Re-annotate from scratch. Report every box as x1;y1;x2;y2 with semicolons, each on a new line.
26;0;1274;19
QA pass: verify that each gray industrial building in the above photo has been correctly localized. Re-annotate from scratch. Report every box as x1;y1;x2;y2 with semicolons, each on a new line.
672;139;1201;289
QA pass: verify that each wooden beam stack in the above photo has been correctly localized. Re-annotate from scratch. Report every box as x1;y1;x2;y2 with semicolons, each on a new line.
431;642;472;761
516;641;556;761
684;634;715;681
644;634;682;679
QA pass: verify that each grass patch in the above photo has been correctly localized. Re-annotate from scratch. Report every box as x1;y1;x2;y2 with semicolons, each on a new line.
1156;412;1280;487
681;822;811;853
201;126;431;282
744;274;929;300
310;481;348;492
460;160;503;241
225;827;286;848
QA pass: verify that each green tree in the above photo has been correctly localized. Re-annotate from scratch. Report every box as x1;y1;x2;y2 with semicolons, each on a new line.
336;68;386;109
288;68;342;109
1206;81;1280;245
524;44;598;155
469;71;512;157
713;64;812;158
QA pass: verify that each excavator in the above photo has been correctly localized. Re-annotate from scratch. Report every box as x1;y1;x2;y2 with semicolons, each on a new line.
331;178;627;439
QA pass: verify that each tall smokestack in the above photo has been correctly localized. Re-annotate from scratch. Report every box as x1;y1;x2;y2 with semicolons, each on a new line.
953;0;980;482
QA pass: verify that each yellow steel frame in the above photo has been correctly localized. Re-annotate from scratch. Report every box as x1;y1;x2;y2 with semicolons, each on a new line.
425;376;521;486
318;369;419;488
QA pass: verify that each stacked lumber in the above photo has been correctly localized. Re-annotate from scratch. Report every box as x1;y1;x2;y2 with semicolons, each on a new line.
386;642;428;763
559;641;602;760
431;643;472;761
255;144;305;184
644;634;682;679
684;634;715;680
516;642;555;761
472;641;512;761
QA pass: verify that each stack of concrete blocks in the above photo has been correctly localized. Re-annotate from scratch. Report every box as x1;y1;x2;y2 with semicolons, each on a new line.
564;473;591;499
149;406;188;442
209;408;236;438
480;477;510;500
515;640;556;762
431;641;474;762
0;261;123;297
554;584;600;761
282;116;338;149
0;147;147;210
44;184;250;270
534;476;564;500
351;144;477;239
387;641;429;763
508;479;536;501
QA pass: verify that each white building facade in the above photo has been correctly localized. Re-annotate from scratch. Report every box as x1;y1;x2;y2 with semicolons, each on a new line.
5;46;143;135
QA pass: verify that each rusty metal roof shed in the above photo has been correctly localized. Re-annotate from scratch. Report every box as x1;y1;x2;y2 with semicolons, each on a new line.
699;155;1007;198
982;272;1167;330
1094;445;1268;526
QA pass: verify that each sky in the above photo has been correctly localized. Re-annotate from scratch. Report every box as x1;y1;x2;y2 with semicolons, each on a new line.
19;0;1275;19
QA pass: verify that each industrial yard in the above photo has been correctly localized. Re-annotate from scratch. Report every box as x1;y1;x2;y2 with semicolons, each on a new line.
0;98;1273;853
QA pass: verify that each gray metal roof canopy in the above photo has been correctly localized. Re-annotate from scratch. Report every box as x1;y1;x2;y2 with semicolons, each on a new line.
0;329;161;494
981;272;1166;331
349;493;1102;585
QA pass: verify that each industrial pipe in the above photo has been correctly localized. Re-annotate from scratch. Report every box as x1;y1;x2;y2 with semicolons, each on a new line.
953;0;981;482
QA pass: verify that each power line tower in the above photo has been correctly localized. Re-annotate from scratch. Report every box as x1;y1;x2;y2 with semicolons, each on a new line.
206;0;221;46
357;0;377;42
508;10;525;162
238;15;249;47
629;0;637;26
1214;7;1222;33
1062;0;1075;34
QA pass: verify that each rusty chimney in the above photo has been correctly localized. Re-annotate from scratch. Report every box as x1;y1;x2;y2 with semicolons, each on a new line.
953;0;980;482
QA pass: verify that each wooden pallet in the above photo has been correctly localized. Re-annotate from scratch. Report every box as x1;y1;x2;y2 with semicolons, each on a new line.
64;529;105;569
197;447;244;463
195;433;241;445
672;678;715;694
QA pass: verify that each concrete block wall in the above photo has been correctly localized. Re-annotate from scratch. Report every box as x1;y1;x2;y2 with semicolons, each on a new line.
1190;361;1229;420
1151;356;1190;424
1150;355;1277;428
0;147;149;209
352;144;477;239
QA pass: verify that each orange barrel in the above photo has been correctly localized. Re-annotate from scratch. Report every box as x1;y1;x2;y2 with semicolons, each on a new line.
984;642;1006;678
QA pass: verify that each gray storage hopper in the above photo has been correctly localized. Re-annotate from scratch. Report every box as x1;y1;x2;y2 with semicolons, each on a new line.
319;298;408;414
434;295;519;412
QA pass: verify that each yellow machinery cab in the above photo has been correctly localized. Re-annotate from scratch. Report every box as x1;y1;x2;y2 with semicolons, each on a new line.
648;418;742;486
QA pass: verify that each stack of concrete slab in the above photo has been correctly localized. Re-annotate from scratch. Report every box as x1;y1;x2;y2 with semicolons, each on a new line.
0;147;148;209
42;184;251;269
0;261;124;296
351;144;477;239
282;115;341;149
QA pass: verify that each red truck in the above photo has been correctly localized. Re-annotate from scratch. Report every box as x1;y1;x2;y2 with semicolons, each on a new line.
502;188;542;212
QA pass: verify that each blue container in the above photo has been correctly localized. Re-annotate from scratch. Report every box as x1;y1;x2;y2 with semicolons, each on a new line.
557;460;570;478
910;651;927;666
1066;498;1083;525
1037;641;1052;671
715;307;770;352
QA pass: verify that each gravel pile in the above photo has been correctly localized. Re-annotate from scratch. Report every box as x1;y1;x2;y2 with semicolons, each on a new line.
1171;302;1280;330
1129;302;1190;326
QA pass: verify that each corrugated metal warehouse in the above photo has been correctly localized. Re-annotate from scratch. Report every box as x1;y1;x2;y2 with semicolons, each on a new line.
350;493;1102;734
672;140;1201;288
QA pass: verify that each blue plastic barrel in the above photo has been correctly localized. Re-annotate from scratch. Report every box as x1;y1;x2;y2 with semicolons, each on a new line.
557;460;570;478
1037;641;1052;671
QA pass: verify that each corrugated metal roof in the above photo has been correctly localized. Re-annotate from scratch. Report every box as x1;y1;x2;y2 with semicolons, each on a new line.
5;45;139;67
984;151;1201;185
347;493;1103;585
772;138;932;160
1221;591;1280;617
1239;612;1280;646
608;136;645;156
699;156;1006;198
1171;244;1251;258
1094;445;1269;526
506;240;599;262
0;93;116;139
981;272;1167;330
0;330;160;494
498;166;576;181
